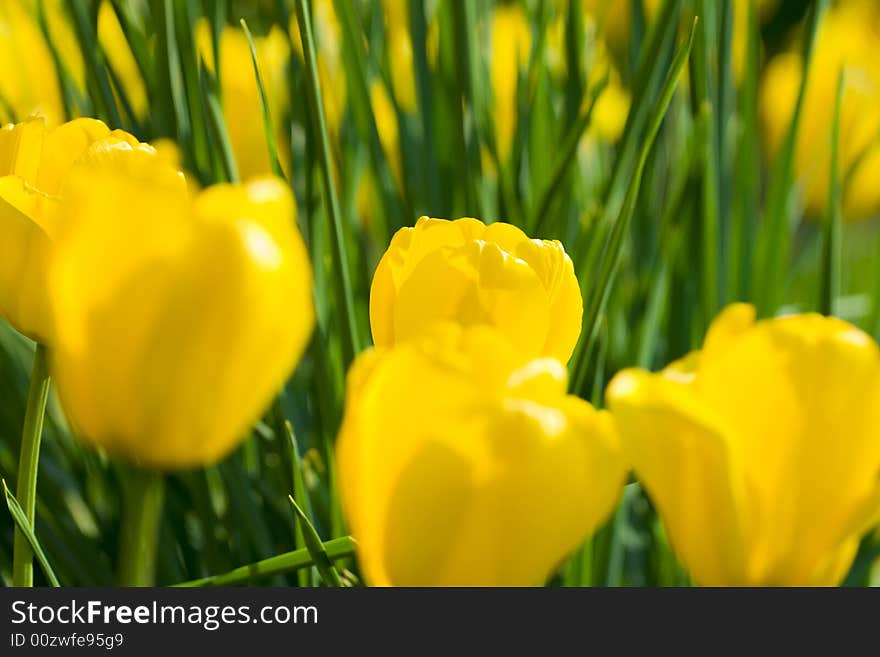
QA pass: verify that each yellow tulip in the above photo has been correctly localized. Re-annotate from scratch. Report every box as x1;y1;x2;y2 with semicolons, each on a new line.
544;7;630;145
382;0;417;113
582;0;661;53
98;0;148;122
490;2;532;164
369;79;402;190
607;303;880;585
290;0;346;140
38;0;87;92
337;323;625;585
0;1;66;125
584;0;777;85
196;20;291;180
761;1;880;220
0;115;150;342
370;216;583;364
47;159;314;470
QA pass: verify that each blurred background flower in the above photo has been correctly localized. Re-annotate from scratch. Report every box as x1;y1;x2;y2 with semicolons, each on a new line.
197;20;291;180
761;0;880;220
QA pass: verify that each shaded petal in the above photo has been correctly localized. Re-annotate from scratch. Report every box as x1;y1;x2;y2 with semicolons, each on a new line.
607;368;749;585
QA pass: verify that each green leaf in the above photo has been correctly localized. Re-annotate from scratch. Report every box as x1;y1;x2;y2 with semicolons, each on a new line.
756;0;828;316
530;72;609;235
240;18;285;180
4;480;60;587
571;17;696;396
173;536;356;587
284;421;314;587
294;0;364;366
820;69;845;316
288;496;343;587
68;0;123;128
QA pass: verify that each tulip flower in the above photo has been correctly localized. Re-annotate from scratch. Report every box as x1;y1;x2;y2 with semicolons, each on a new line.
47;158;314;470
607;303;880;585
370;216;583;364
761;0;880;220
584;0;776;84
196;20;291;180
490;3;532;164
98;1;148;122
337;323;625;586
382;0;417;113
290;0;346;141
545;12;631;145
369;79;402;191
0;115;154;342
0;1;67;125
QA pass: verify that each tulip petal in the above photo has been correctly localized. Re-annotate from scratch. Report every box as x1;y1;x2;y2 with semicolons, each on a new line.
607;368;749;585
0;180;54;341
696;311;880;583
339;325;623;586
0;116;44;183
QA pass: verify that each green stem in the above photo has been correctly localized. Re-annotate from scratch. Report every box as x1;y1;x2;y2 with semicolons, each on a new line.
294;0;362;367
12;343;50;587
820;70;844;317
117;467;165;586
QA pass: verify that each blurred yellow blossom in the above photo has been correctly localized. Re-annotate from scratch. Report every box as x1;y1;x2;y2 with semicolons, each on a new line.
98;0;148;122
337;323;625;585
0;1;67;125
761;0;880;220
490;2;532;163
383;0;417;113
585;0;777;84
48;161;314;469
370;217;583;364
369;79;403;190
290;0;346;140
545;7;630;145
0;115;151;343
608;303;880;585
197;20;291;180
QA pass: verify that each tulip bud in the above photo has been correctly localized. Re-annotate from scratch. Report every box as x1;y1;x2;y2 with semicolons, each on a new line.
47;157;314;469
607;303;880;585
337;323;625;585
0;115;153;343
370;216;583;363
195;19;291;180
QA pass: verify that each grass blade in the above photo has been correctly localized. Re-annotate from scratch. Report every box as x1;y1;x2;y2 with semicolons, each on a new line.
571;18;696;395
530;73;609;235
599;0;684;228
691;0;721;328
288;495;343;586
202;70;240;183
173;536;356;587
68;0;123;128
729;0;762;301
756;0;828;316
820;69;844;316
240;18;285;179
4;480;60;587
285;421;314;587
295;0;363;365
